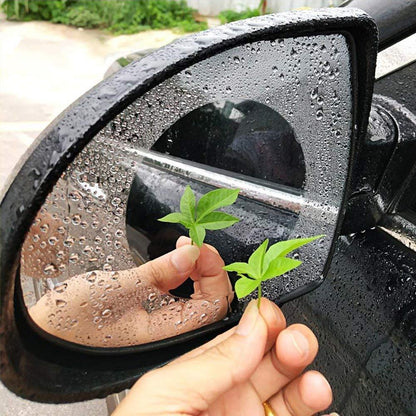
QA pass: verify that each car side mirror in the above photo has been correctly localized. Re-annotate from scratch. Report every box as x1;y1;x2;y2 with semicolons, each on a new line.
0;9;377;402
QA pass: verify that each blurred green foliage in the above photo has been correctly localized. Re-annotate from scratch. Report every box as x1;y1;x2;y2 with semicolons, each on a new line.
218;8;261;24
1;0;208;34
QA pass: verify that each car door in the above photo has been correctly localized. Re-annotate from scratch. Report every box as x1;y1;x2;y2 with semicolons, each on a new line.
282;43;416;415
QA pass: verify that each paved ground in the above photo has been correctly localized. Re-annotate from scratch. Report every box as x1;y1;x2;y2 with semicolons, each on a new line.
0;13;182;193
0;13;182;415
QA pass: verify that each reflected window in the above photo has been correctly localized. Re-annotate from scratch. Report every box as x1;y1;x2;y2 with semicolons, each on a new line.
152;100;306;189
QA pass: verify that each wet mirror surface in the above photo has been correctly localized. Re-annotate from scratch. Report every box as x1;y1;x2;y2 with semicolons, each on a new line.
20;34;352;348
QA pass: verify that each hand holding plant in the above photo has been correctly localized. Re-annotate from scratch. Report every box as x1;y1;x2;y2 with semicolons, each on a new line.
224;235;324;307
159;184;324;308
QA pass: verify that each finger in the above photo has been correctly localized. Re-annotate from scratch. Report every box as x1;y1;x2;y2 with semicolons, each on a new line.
250;323;319;401
260;299;287;353
171;298;286;365
177;236;233;301
191;243;232;300
118;300;269;414
267;370;333;416
136;244;200;292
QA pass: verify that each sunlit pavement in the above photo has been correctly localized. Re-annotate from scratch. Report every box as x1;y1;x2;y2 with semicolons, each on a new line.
0;12;182;415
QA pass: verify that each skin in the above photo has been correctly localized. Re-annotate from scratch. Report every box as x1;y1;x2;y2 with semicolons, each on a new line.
29;237;234;347
112;297;334;416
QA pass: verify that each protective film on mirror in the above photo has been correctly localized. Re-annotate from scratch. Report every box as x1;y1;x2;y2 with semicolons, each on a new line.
21;34;352;347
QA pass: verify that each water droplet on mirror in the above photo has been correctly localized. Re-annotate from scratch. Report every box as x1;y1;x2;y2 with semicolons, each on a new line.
69;253;79;263
316;108;324;120
55;283;68;293
64;237;74;247
86;271;97;283
55;299;67;308
102;309;112;318
48;236;58;245
40;224;49;233
43;264;57;274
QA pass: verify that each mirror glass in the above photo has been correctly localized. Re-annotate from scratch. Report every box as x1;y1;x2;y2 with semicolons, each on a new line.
20;34;352;348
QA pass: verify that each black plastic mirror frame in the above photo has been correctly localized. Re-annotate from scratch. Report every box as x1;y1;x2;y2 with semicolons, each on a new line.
0;9;377;403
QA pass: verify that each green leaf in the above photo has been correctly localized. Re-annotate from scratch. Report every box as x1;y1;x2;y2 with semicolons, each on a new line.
197;212;239;230
196;188;239;220
264;235;324;270
262;257;302;280
248;239;269;277
158;212;187;224
234;276;259;299
189;224;206;247
180;185;196;222
223;262;257;279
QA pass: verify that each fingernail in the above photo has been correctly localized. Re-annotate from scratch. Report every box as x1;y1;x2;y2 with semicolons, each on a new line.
322;413;340;416
171;245;199;273
236;300;259;336
288;329;309;357
177;235;190;245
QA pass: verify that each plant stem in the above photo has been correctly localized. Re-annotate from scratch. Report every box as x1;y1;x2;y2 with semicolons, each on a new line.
257;282;262;308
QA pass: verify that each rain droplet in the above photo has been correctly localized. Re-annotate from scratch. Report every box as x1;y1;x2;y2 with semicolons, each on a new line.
316;108;324;120
48;236;58;246
55;299;67;308
43;264;57;274
102;309;112;318
86;271;97;283
55;283;68;293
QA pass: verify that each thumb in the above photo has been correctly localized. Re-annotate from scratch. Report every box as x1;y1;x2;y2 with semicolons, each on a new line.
119;300;268;415
137;244;200;292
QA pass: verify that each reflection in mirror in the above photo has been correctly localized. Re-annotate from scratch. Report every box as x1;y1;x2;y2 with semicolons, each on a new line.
28;240;234;347
152;100;305;188
20;33;352;348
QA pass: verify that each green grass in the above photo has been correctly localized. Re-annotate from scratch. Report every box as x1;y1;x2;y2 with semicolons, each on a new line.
218;8;261;24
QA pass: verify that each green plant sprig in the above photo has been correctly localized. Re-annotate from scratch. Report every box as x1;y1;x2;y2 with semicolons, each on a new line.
158;186;240;247
223;235;324;307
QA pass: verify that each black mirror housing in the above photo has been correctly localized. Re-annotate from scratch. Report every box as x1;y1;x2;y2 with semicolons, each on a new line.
0;9;377;402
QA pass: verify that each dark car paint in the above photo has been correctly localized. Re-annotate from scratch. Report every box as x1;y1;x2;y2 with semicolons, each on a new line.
285;61;416;415
284;228;416;415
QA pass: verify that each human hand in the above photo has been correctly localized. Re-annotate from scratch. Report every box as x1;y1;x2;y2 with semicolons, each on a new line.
29;236;233;347
113;298;333;416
